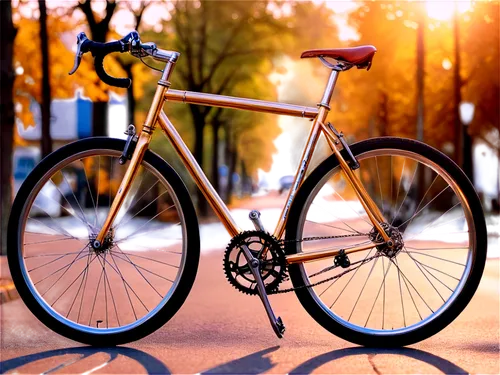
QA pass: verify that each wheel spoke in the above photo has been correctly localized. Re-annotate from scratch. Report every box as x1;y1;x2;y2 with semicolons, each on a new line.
107;253;149;314
405;202;460;241
364;257;392;328
45;178;91;229
52;252;99;307
110;250;174;284
391;160;418;226
60;168;93;229
393;257;423;320
115;180;162;230
34;244;89;288
294;144;481;336
112;251;180;267
28;212;76;240
114;206;176;243
114;175;155;228
67;251;93;318
113;245;165;298
390;258;434;314
343;256;378;320
309;202;365;234
403;249;446;303
405;250;466;266
397;185;451;230
80;160;98;228
396;256;406;327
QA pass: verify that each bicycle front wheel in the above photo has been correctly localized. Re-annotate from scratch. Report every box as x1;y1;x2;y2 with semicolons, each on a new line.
285;137;486;347
8;138;200;346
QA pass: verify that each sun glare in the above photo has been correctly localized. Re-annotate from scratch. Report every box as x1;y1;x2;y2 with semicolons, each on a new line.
426;0;472;21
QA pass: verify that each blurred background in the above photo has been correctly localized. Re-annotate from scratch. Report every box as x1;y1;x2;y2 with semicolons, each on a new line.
1;0;498;256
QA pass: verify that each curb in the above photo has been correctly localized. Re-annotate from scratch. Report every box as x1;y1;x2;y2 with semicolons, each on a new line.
0;279;19;305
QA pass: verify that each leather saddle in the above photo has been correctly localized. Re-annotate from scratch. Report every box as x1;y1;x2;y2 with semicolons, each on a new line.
301;46;377;70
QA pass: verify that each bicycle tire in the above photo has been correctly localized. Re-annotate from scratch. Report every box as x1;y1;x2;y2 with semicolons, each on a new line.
285;137;487;347
8;137;200;346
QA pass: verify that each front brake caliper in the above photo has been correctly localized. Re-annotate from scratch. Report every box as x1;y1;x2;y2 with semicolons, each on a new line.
119;125;138;165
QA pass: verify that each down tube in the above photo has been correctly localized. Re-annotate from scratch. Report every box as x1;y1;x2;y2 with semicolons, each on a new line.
157;111;241;237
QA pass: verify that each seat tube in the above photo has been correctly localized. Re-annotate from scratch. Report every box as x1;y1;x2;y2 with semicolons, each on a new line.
95;61;176;245
273;70;340;241
320;70;340;108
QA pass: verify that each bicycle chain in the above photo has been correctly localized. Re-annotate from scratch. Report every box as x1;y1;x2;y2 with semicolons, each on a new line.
269;231;375;295
269;253;381;295
282;232;368;243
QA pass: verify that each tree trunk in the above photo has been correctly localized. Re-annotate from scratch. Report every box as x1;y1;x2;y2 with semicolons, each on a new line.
416;2;425;143
78;0;117;137
123;64;135;126
226;146;238;206
92;101;108;136
211;121;221;193
39;0;52;158
240;159;248;197
378;91;389;136
190;105;208;216
0;0;16;255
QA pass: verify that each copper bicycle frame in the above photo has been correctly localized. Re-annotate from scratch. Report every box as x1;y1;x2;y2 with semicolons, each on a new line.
96;57;390;264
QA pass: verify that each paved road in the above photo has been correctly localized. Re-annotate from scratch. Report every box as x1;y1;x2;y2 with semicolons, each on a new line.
2;194;499;374
1;247;498;374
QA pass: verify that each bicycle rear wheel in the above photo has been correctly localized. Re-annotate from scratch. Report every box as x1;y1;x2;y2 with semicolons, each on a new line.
8;138;200;346
285;137;486;347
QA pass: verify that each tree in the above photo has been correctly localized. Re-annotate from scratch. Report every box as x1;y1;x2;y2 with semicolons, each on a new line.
76;0;117;136
39;0;52;158
115;1;151;126
159;0;291;214
263;2;340;169
0;0;17;255
12;7;107;128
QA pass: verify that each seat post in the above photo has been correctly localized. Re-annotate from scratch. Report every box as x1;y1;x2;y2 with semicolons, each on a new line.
319;69;340;108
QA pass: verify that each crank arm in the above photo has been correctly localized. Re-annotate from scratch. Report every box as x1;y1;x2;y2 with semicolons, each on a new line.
240;244;285;338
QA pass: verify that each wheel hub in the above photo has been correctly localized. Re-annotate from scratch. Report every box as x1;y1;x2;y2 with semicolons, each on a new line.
90;229;114;254
369;222;404;258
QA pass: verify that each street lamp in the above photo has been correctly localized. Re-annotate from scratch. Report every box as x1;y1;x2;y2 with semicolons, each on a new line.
459;102;475;184
459;102;475;125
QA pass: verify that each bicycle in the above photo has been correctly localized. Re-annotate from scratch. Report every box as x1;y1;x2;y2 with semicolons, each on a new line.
8;31;487;347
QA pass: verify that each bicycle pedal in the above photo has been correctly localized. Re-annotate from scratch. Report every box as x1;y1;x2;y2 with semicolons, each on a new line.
276;317;286;336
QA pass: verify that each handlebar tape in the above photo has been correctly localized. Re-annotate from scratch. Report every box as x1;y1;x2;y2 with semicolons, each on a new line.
94;54;132;89
83;39;131;89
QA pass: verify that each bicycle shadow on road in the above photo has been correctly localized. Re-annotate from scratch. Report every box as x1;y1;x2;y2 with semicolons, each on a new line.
288;347;468;375
199;346;468;374
0;346;171;374
0;345;468;374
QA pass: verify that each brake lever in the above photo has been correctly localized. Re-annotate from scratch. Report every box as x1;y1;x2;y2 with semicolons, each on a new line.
68;32;89;75
131;42;157;59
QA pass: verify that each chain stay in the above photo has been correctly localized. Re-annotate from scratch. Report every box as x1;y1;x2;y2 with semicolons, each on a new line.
271;231;376;295
270;253;381;295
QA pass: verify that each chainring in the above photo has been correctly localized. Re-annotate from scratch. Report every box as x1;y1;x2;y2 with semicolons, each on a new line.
223;230;287;295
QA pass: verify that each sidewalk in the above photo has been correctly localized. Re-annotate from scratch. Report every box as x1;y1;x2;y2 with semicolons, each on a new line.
0;256;18;304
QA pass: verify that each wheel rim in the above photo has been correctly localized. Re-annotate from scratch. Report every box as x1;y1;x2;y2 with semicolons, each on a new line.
295;148;476;336
17;149;188;335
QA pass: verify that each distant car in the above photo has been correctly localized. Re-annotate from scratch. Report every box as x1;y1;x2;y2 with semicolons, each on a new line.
279;175;294;195
259;175;269;193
